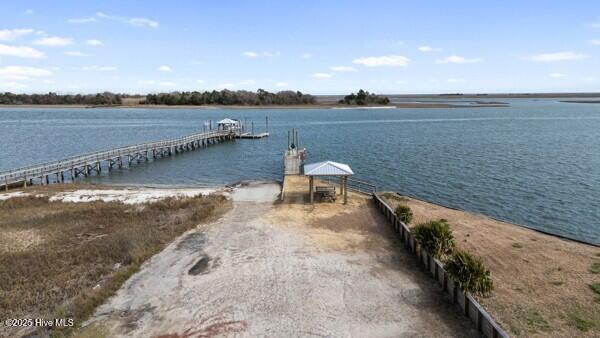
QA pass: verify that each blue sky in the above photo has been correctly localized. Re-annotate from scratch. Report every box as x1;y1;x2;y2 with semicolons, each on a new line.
1;1;600;94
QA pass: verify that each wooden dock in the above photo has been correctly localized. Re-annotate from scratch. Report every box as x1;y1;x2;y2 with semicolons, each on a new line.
283;148;305;175
0;129;238;190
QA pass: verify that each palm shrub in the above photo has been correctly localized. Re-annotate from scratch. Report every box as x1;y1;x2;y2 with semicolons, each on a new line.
445;250;493;296
395;205;413;224
413;220;455;259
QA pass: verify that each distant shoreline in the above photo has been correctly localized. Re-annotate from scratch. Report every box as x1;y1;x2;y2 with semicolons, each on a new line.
0;102;508;109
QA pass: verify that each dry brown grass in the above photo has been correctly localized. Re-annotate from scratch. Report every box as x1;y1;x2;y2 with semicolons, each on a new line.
0;193;230;336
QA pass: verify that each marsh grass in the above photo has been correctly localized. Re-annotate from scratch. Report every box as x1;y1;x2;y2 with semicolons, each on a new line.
591;262;600;274
0;193;230;335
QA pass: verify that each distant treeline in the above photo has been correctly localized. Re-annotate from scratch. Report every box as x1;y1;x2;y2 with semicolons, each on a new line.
0;92;122;105
339;89;390;105
143;89;317;106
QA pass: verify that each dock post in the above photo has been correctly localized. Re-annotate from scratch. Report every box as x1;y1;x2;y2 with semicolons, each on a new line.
266;116;269;134
309;176;314;204
343;176;348;205
23;177;27;188
60;171;64;182
45;175;49;185
4;177;8;191
71;167;76;179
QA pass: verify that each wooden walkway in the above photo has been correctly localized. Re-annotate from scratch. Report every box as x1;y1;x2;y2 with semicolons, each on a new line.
283;148;305;175
0;129;237;190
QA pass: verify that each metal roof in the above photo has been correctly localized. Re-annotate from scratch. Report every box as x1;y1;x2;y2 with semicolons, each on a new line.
217;118;238;125
304;161;354;176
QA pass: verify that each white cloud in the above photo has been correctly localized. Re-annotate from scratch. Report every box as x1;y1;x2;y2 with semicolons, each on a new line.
94;12;159;28
82;65;118;71
312;73;332;79
196;79;205;84
418;45;441;52
353;55;410;67
590;40;600;45
33;36;73;47
243;51;258;58
64;51;91;57
0;81;28;89
239;79;256;85
524;51;587;62
0;44;45;58
0;66;52;80
549;73;567;78
86;39;103;46
330;66;357;72
275;82;288;88
301;53;313;59
159;81;175;87
435;55;483;64
0;28;35;41
68;17;97;24
128;18;159;28
157;65;172;72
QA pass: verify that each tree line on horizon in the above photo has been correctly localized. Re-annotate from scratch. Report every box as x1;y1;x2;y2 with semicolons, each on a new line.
142;89;317;106
0;92;123;105
338;89;390;105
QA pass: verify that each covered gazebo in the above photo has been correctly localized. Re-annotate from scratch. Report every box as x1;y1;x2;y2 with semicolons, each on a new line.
217;118;241;131
304;161;354;204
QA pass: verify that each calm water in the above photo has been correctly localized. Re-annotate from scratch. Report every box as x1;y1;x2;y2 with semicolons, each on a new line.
1;99;599;245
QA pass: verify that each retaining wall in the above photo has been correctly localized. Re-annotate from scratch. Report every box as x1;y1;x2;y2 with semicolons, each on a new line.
373;193;509;338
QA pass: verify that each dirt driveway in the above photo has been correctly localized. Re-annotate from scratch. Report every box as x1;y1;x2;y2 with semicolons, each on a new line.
83;181;477;337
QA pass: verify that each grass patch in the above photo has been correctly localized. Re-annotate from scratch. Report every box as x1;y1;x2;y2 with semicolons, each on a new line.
591;283;600;304
523;309;551;332
0;193;230;335
566;310;598;332
379;192;408;202
512;242;523;249
445;249;493;296
591;262;600;274
413;219;455;259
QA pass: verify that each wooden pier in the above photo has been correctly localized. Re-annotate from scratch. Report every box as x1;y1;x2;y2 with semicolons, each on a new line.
0;129;238;190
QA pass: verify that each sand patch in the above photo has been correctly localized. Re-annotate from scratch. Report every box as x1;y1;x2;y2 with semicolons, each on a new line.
49;188;219;204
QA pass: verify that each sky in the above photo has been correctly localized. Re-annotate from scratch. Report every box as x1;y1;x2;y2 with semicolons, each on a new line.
1;0;600;95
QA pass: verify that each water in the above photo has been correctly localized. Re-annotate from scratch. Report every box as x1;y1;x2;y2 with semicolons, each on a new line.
1;99;599;245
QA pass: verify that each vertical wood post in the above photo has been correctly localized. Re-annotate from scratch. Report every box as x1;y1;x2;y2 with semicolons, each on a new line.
309;176;314;204
343;176;348;205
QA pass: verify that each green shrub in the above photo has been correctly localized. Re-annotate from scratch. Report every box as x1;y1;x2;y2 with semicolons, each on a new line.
591;262;600;274
395;205;413;224
413;220;455;258
445;250;493;296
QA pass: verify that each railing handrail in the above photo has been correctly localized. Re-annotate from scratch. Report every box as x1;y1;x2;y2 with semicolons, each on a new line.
0;128;237;182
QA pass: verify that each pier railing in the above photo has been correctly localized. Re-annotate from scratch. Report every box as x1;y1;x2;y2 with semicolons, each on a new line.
0;129;236;188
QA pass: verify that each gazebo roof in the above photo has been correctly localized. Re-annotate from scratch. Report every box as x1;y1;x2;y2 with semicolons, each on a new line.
217;118;238;124
304;161;354;176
